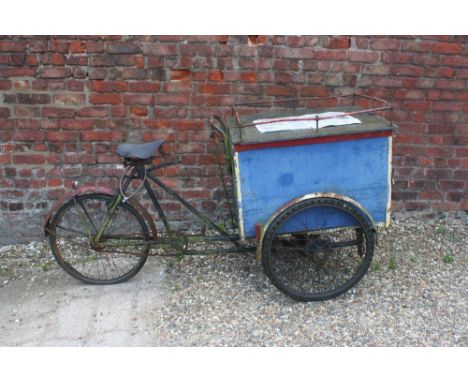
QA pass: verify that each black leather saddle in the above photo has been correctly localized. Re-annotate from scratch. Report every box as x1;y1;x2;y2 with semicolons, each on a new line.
116;140;164;160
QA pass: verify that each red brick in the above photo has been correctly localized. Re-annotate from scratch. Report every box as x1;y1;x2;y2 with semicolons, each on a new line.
455;147;468;158
58;119;94;129
89;93;122;105
17;93;51;104
143;44;177;56
412;54;439;66
0;67;36;77
47;179;63;187
13;130;45;141
163;81;192;93
66;56;88;66
67;80;85;91
0;80;12;90
441;55;468;67
393;66;425;77
111;106;127;117
0;108;10;118
39;67;71;78
0;41;27;52
130;106;148;116
47;131;78;141
156;94;190;105
435;79;465;90
401;40;433;52
128;81;160;92
43;107;76;118
76;107;108;118
144;120;170;129
170;69;190;81
85;41;105;53
13;154;46;165
0;153;11;165
440;180;464;190
248;35;266;45
432;102;463;112
370;38;401;51
208;70;224;82
50;39;69;52
97;155;119;164
348;51;379;63
240;72;257;82
395;89;425;99
123;94;153;105
381;52;411;64
48;80;66;91
364;65;391;75
89;81;129;92
199;84;231;94
121;68;146;79
403;101;431;112
69;41;86;53
313;50;347;61
327;37;351;49
170;120;204;131
265;86;297;97
81;131;125;141
51;53;65;65
432;42;463;54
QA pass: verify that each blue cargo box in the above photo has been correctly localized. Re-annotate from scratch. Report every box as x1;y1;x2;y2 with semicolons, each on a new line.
227;107;396;239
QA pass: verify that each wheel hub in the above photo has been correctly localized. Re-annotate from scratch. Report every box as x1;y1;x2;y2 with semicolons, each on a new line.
305;236;334;264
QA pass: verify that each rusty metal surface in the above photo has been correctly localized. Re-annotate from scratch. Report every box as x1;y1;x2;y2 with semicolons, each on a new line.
227;106;396;145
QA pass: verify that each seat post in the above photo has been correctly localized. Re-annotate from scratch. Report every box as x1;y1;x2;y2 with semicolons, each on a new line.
134;162;147;181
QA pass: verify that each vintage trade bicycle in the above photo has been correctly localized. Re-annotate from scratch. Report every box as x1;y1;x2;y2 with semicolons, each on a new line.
45;94;395;301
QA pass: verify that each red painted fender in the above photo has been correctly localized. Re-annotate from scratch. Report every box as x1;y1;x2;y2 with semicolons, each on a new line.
43;185;157;240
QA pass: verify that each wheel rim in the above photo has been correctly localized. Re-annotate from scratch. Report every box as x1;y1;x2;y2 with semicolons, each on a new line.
263;198;374;301
50;194;149;284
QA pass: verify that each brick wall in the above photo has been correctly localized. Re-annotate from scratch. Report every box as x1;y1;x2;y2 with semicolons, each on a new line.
0;35;467;243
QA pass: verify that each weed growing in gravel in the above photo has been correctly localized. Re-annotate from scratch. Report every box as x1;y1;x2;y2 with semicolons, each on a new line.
371;261;382;272
389;256;398;271
435;225;447;235
443;254;454;264
41;262;49;272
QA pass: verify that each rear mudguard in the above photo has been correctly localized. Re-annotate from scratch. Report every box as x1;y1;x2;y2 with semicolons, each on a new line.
255;192;378;263
43;185;157;240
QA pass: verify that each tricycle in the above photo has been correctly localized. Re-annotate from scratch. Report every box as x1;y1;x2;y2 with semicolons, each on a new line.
44;93;394;301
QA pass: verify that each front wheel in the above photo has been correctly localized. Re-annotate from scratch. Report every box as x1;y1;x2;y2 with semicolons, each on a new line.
261;197;375;301
49;193;150;284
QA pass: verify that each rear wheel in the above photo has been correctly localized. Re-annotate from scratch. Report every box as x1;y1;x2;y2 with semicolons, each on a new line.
49;193;149;284
261;197;375;301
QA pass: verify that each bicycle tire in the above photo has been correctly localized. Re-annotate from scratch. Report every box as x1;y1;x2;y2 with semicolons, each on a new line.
49;193;150;284
262;197;375;301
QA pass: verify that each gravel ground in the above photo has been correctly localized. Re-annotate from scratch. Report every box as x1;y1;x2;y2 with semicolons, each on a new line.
0;213;467;346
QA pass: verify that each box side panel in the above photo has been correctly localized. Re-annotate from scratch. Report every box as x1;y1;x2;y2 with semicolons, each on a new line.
237;137;390;238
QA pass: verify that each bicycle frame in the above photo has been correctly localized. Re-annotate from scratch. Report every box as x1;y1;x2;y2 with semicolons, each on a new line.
92;160;240;250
